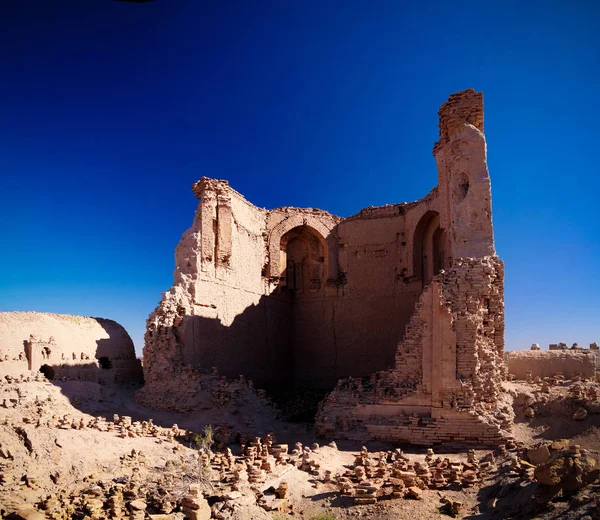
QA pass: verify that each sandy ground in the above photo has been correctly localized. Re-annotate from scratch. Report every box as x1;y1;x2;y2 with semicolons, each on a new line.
0;376;599;519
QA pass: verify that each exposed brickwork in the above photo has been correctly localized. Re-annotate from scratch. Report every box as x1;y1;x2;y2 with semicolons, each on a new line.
315;257;510;445
433;89;484;155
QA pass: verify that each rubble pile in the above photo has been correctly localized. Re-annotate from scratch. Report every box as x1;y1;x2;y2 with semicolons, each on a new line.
506;375;600;422
329;445;507;505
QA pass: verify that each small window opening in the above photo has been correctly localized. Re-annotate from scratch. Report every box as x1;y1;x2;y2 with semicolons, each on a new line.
98;357;112;369
457;181;469;202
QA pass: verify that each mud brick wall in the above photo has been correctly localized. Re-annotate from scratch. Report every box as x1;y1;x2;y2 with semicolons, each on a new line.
506;350;596;380
0;312;142;382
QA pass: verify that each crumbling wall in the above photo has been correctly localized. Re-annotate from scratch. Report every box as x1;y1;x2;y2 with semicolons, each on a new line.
179;180;290;384
139;180;436;395
138;178;344;408
316;257;509;445
506;350;596;380
0;312;142;382
139;178;275;396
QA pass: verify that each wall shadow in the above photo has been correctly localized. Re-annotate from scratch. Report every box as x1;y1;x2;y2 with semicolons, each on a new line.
466;470;554;520
177;294;293;393
175;288;416;396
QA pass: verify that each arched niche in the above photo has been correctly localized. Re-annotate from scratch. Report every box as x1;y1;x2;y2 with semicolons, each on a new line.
266;214;336;281
279;225;327;294
413;211;448;288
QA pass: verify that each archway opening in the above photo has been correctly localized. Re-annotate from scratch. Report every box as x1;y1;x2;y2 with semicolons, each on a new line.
267;225;329;419
285;236;309;292
279;225;326;296
98;356;112;369
413;211;448;289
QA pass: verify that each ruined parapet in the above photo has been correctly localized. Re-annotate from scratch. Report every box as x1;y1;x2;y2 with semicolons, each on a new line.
549;342;572;351
191;177;239;271
0;312;142;382
506;350;596;380
433;89;484;153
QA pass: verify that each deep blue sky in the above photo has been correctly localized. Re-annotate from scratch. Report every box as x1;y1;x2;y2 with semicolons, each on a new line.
1;1;598;355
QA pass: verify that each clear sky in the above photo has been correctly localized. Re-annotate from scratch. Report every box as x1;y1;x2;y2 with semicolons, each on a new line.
1;1;598;355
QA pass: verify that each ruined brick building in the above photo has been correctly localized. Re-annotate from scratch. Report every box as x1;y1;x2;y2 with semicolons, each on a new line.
0;312;142;383
138;89;512;444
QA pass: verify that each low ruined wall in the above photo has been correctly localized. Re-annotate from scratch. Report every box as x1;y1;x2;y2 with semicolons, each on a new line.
319;405;507;446
0;312;142;382
506;350;597;380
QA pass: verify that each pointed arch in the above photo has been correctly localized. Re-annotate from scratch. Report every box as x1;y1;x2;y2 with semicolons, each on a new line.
279;225;327;293
413;211;448;288
266;214;336;281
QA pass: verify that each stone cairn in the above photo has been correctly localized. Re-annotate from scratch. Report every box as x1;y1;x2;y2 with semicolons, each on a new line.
329;444;503;507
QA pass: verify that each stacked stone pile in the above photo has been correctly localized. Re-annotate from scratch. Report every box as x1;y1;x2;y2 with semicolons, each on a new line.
181;484;211;520
317;444;523;505
7;410;593;520
6;479;212;520
5;376;598;519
